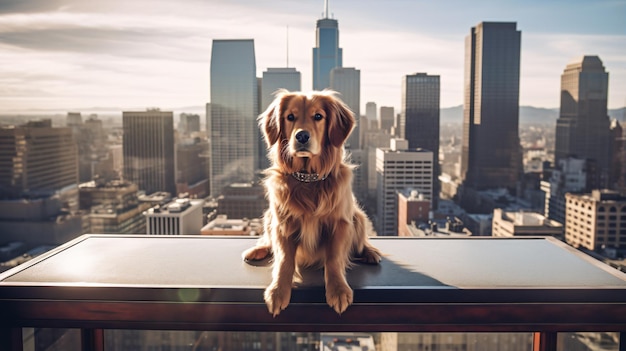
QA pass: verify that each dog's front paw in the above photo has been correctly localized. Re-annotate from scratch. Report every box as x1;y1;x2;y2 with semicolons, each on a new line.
264;282;292;317
326;282;353;314
243;245;271;261
361;245;382;264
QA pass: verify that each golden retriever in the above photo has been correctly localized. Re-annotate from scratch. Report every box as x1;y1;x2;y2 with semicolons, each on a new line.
243;90;381;316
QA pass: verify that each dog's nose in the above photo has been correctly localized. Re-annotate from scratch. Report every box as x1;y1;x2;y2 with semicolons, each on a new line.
295;130;310;144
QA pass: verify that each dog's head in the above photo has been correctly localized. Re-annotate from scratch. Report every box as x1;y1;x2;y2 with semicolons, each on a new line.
259;90;355;173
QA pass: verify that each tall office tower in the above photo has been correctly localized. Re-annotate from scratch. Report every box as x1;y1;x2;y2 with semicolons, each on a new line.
260;67;301;169
66;112;82;127
312;1;342;90
330;67;360;148
176;137;210;198
554;56;611;190
76;115;111;182
0;119;77;198
210;39;258;196
261;67;301;111
540;157;587;224
178;113;200;135
365;102;377;123
0;120;82;245
401;73;441;209
565;190;626;251
461;22;522;192
379;106;395;134
144;198;204;235
376;139;433;236
122;109;176;196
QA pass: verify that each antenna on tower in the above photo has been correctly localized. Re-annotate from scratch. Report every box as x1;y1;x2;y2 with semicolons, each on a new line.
324;0;329;18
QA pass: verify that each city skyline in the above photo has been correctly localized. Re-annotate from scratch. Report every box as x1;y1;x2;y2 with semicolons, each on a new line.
0;0;625;114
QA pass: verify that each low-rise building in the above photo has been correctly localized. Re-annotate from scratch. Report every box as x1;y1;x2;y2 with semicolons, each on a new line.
492;209;563;239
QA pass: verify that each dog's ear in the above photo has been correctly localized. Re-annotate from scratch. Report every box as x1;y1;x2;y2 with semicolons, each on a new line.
326;94;355;148
258;91;285;147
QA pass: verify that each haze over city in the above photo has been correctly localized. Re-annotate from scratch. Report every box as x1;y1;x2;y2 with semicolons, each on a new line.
0;0;624;113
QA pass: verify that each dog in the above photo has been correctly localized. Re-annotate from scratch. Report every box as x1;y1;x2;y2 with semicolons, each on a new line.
242;89;381;316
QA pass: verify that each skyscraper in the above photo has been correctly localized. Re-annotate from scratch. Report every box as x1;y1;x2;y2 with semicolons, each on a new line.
330;67;360;148
401;73;440;208
379;106;395;133
365;102;377;122
554;55;611;189
261;67;301;111
0;119;82;245
209;39;258;196
123;109;175;196
376;139;433;236
461;22;522;192
312;1;342;90
0;119;77;198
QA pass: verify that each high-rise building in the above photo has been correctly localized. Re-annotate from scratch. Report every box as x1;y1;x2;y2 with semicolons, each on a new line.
312;2;342;90
401;73;440;209
565;190;626;251
123;110;175;196
209;39;258;196
540;157;587;224
376;139;433;236
554;55;611;189
261;67;301;111
178;113;201;135
176;137;210;198
0;119;82;245
0;119;77;198
461;22;522;192
365;102;377;122
330;67;360;148
379;106;395;134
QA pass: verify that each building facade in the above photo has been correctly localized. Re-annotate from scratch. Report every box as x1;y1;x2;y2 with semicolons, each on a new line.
376;139;433;236
312;4;342;90
122;110;175;196
492;209;563;239
565;190;626;251
379;106;395;134
554;55;611;190
401;73;441;209
176;138;210;198
261;67;301;112
0;119;77;198
144;198;204;235
209;39;258;196
540;157;587;224
461;22;522;192
330;67;360;149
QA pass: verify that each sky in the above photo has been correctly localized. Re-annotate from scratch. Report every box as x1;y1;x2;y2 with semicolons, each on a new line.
0;0;625;114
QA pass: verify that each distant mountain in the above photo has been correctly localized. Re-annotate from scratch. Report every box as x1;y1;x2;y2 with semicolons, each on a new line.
441;105;626;125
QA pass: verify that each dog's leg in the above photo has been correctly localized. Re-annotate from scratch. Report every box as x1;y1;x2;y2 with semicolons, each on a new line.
265;233;297;316
324;219;354;314
352;209;382;264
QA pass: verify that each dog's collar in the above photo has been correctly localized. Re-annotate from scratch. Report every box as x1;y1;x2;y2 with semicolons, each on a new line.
290;171;328;183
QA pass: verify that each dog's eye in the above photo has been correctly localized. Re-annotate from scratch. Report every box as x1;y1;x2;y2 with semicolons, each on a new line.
286;114;295;121
314;113;323;121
